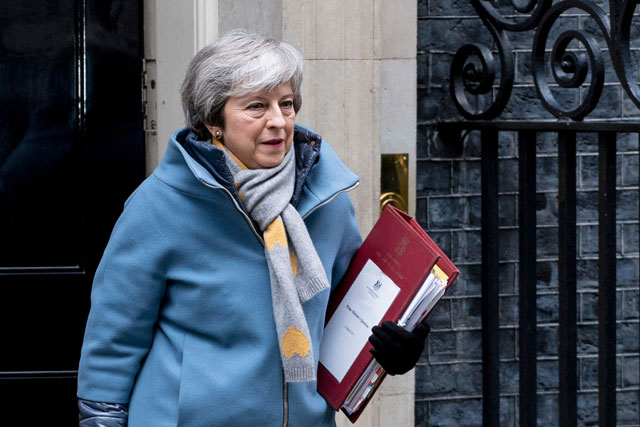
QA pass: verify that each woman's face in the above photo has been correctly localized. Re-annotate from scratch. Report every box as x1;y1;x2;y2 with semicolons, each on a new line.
207;83;295;169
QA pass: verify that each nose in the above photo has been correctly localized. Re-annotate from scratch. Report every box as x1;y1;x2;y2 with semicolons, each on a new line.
266;104;285;129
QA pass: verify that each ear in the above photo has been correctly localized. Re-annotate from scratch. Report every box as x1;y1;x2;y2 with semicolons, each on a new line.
205;125;222;141
205;125;218;136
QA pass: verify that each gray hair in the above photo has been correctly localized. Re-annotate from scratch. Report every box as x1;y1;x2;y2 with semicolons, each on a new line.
181;29;304;139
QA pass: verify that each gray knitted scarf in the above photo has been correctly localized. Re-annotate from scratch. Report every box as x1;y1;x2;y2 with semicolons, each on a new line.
214;140;329;382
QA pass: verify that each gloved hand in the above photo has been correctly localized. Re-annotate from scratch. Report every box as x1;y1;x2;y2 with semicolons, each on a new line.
368;320;430;375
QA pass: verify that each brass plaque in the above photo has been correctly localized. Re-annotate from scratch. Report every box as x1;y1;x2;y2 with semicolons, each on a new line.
380;153;409;213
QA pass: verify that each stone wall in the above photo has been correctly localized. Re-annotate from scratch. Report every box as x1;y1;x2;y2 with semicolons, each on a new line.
415;0;640;425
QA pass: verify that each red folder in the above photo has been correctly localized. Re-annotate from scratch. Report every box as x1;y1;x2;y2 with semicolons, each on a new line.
317;205;458;422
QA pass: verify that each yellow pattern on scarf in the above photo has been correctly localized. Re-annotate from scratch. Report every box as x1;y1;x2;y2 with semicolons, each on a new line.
212;137;247;170
289;250;298;276
282;326;311;358
263;220;298;277
234;182;244;200
264;219;287;250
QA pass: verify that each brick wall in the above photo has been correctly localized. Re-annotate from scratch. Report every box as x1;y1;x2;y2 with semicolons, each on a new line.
415;0;640;425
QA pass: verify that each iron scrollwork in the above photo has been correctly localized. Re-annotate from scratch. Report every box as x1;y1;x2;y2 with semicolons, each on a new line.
449;0;640;120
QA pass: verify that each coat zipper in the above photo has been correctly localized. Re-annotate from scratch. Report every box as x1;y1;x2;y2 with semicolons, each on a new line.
201;179;359;427
301;182;360;220
282;376;288;427
200;181;265;245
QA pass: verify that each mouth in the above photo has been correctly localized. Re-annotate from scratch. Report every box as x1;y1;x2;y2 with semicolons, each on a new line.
261;139;284;146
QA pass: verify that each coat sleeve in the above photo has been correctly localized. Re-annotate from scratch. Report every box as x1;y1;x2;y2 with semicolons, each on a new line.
330;193;362;289
78;399;128;427
77;182;171;404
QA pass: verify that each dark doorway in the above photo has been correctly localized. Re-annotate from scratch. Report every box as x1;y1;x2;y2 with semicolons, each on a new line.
0;0;144;422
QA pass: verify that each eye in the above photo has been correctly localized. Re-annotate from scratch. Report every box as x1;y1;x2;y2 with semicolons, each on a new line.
281;100;294;109
247;102;264;110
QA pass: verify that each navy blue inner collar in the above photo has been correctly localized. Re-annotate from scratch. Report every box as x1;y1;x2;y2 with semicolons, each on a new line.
180;125;322;208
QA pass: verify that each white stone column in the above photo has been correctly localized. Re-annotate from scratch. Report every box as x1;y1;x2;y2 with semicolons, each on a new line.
143;0;218;174
371;3;418;425
376;0;418;217
282;0;381;236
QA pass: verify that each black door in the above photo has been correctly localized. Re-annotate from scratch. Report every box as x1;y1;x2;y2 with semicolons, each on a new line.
0;1;144;422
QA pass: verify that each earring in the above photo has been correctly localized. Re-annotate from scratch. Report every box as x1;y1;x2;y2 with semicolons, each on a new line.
214;130;222;140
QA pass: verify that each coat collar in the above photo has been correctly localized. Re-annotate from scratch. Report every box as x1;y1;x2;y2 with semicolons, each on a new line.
153;125;359;217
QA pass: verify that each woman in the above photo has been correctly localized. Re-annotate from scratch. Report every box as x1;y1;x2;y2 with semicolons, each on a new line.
77;29;429;426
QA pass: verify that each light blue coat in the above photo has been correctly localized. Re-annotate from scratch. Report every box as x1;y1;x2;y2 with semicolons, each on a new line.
77;126;362;426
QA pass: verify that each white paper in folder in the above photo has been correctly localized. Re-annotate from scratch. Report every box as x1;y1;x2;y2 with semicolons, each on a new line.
319;259;400;383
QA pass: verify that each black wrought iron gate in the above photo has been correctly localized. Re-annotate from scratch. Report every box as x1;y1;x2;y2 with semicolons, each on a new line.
437;120;639;426
428;0;640;425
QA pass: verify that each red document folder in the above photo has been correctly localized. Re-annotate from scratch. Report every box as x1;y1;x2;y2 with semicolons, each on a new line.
317;205;458;422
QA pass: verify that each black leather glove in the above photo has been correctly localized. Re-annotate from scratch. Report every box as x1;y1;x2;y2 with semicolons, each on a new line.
368;320;430;375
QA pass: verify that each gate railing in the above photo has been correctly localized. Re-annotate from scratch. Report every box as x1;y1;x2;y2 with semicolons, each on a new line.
436;120;639;426
438;0;640;424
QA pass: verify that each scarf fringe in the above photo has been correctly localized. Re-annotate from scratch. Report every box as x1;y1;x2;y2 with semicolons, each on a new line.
283;365;317;383
297;276;329;303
